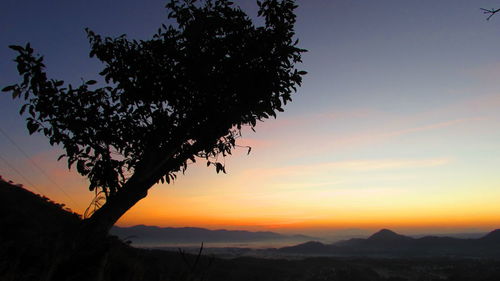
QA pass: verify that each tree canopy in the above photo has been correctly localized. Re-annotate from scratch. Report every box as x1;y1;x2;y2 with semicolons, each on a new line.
3;0;306;232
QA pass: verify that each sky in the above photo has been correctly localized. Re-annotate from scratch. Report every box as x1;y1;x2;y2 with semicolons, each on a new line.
2;0;500;237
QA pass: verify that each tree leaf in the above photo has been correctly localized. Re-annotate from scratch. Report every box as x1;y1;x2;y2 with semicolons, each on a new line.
8;45;23;52
1;85;15;92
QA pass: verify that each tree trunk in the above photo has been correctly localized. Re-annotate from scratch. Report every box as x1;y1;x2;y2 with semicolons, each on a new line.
82;174;155;238
52;142;198;280
81;140;202;238
49;174;157;281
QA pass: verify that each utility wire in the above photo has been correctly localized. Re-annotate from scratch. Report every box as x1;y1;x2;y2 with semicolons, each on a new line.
0;152;43;195
0;127;82;209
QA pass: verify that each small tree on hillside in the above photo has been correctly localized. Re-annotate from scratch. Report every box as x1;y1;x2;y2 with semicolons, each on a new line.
2;0;306;236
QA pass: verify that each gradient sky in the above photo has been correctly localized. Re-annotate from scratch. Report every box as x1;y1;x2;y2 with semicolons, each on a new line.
2;0;500;237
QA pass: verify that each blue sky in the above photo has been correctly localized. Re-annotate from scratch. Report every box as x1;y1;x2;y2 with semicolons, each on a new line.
2;0;500;236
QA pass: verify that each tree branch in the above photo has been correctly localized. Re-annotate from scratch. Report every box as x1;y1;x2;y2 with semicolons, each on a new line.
481;8;500;20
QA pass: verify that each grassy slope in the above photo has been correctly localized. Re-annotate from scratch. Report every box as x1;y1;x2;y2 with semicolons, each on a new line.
0;179;81;280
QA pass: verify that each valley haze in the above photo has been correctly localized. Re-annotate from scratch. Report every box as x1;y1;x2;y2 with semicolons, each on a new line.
111;225;494;251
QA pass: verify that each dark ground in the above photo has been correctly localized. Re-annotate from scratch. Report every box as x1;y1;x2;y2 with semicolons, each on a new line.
2;179;500;281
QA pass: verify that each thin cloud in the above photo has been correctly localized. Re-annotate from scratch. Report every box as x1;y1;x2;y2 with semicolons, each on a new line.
380;117;486;138
244;157;451;179
325;117;484;149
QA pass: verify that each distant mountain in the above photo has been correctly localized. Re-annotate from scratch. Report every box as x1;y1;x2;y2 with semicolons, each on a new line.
480;229;500;242
368;229;411;241
111;225;315;246
278;241;333;255
278;228;500;258
412;232;487;239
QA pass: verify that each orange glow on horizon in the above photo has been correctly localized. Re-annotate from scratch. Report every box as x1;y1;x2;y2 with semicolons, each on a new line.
117;199;500;234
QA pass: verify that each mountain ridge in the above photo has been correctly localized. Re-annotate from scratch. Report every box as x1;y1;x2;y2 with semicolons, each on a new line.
111;225;316;246
368;228;413;241
278;228;500;258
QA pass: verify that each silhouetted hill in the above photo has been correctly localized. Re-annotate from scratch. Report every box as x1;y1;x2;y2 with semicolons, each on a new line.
480;229;500;242
0;178;80;242
278;228;500;258
111;225;314;246
0;178;86;280
368;229;412;241
279;241;333;255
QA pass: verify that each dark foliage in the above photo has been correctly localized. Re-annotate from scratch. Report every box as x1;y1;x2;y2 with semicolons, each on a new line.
2;0;306;226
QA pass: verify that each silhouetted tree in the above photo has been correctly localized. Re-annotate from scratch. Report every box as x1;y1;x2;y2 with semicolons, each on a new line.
3;0;306;237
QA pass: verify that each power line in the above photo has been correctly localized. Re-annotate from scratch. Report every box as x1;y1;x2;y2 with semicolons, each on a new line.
0;152;44;195
0;127;82;209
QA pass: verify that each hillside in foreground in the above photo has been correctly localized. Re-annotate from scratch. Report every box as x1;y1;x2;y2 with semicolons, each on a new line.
2;178;500;281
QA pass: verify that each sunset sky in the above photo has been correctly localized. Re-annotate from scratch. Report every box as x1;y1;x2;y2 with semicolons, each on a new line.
2;0;500;237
